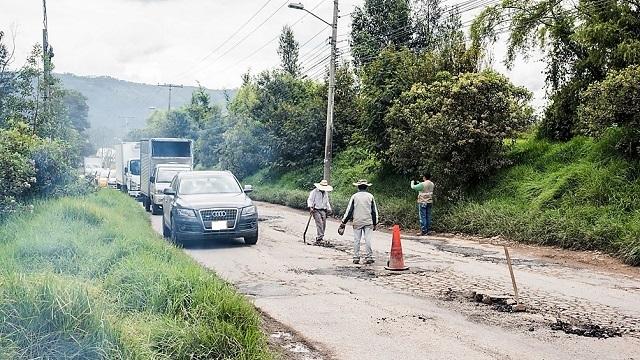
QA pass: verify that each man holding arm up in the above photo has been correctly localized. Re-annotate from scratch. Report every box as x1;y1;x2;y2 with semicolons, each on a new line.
411;173;435;236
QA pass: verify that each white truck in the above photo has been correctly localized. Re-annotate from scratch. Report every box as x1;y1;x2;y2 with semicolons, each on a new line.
83;157;102;176
140;138;193;215
115;142;141;197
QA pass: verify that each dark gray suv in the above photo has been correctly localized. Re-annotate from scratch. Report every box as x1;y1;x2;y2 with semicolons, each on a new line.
161;171;258;245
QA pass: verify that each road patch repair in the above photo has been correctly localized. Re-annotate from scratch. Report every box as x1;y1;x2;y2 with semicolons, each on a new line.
154;202;640;359
310;219;639;339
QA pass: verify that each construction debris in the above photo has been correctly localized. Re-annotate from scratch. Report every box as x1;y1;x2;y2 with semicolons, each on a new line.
550;319;621;338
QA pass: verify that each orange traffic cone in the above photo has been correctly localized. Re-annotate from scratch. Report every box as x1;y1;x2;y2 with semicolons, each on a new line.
385;225;409;271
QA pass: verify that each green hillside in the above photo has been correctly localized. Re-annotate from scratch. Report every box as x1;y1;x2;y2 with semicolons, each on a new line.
247;131;640;266
56;73;232;147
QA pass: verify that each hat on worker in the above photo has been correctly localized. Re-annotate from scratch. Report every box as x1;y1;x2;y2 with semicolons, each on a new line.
353;179;372;187
314;179;333;192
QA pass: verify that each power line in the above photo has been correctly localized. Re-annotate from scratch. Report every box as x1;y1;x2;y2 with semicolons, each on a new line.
299;39;329;59
198;0;291;74
173;0;277;79
212;0;325;77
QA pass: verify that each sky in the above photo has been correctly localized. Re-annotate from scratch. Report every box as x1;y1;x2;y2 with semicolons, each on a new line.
0;0;546;107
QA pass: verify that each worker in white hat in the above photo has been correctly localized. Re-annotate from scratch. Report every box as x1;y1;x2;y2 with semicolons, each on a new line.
307;179;333;245
339;179;379;264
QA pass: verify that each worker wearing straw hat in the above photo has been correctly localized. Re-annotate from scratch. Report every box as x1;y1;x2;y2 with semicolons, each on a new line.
339;180;379;264
307;179;333;245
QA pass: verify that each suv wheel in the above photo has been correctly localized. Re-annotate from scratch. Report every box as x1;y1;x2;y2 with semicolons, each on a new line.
170;219;182;246
244;230;258;245
162;219;171;238
151;203;162;215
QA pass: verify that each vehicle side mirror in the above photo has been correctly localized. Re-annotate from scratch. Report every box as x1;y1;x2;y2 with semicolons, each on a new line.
150;176;156;183
243;185;253;193
163;188;176;196
124;167;128;173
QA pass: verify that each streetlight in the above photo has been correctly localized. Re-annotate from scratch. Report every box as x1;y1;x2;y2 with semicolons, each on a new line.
289;1;339;183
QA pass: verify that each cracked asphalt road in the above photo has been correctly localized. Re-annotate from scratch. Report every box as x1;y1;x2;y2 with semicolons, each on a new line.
150;201;640;360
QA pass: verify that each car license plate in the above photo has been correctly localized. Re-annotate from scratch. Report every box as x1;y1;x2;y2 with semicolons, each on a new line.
211;221;227;230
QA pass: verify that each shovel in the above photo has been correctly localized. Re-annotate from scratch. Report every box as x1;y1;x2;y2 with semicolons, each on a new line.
303;213;312;244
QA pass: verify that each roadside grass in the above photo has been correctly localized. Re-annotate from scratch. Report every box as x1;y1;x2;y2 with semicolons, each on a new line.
440;132;640;266
246;147;418;229
0;191;272;359
246;132;640;266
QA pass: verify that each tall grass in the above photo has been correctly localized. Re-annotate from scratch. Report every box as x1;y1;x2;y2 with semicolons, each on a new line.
246;147;419;229
440;132;640;266
246;132;640;266
0;191;272;359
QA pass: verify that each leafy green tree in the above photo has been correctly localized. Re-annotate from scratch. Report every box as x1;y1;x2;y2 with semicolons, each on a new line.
359;48;440;152
0;33;88;214
437;9;479;74
330;64;360;151
63;89;89;132
579;65;640;157
278;25;300;77
195;106;225;168
219;116;271;179
250;71;325;168
472;0;640;140
386;70;533;195
187;85;214;129
0;123;37;213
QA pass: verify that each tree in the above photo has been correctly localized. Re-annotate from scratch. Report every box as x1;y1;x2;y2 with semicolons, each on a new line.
187;85;213;129
195;106;225;168
63;89;89;132
471;0;640;140
219;116;271;179
579;65;640;157
359;48;440;152
278;25;300;77
411;0;444;52
330;64;360;151
250;71;325;168
386;70;533;195
351;0;413;67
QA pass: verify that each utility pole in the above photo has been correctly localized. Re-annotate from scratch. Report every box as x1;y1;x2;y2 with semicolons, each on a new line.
158;83;183;112
119;115;135;135
323;0;338;183
38;0;51;134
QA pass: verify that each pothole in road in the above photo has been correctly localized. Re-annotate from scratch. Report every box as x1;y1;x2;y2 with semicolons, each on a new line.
258;215;283;222
550;319;622;338
294;266;430;280
302;266;379;279
376;314;435;324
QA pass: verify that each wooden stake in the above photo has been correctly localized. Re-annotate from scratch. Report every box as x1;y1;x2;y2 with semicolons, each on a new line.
503;245;519;304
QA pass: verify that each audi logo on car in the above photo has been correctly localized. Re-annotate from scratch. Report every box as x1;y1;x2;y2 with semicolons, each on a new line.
210;211;227;218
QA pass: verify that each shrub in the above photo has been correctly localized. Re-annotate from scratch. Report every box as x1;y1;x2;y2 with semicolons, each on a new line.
578;65;640;158
385;70;534;196
0;124;37;216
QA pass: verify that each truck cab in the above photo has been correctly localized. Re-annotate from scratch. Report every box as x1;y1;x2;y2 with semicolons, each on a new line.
125;159;141;197
149;164;192;215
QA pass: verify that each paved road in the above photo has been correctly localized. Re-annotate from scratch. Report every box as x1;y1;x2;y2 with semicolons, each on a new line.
150;202;640;360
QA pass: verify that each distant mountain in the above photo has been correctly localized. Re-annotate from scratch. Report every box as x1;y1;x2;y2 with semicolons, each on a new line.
56;73;232;148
